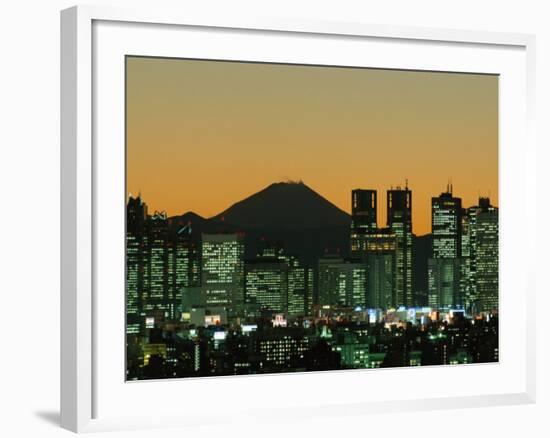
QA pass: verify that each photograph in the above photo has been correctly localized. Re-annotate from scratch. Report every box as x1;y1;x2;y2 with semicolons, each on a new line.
125;56;499;380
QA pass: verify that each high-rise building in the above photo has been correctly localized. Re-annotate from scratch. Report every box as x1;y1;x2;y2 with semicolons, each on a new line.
126;195;148;334
171;225;200;316
285;255;309;317
431;189;462;258
201;233;245;315
350;189;397;310
387;185;413;307
428;189;462;309
351;189;377;234
317;256;367;307
305;268;314;316
473;198;499;313
460;211;474;311
145;211;171;317
461;198;499;314
246;242;312;317
245;258;288;313
428;258;462;309
363;230;396;309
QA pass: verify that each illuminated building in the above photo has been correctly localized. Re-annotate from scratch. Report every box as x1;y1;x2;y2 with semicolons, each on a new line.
364;230;396;309
351;189;377;234
331;331;370;368
428;258;461;309
428;188;462;309
463;198;499;314
258;330;309;368
248;242;311;317
145;211;170;317
350;189;397;309
431;188;462;258
126;195;148;334
245;258;288;313
143;343;167;366
386;185;413;307
460;211;474;311
473;198;499;312
171;225;200;317
317;256;367;307
286;255;308;317
201;233;245;315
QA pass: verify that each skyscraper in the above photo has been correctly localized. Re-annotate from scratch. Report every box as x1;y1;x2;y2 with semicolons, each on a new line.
317;256;367;307
245;258;289;313
351;189;377;234
472;198;499;313
350;189;398;309
145;212;170;317
460;198;499;314
387;185;413;307
246;242;312;317
460;211;474;311
201;233;245;315
284;255;309;317
428;188;462;309
362;230;396;309
126;195;148;334
172;225;200;316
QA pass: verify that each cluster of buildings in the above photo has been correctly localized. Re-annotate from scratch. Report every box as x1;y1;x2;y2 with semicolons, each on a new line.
125;183;499;379
127;310;499;380
343;183;499;315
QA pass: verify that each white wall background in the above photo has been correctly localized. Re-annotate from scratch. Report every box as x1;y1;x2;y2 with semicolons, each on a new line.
0;0;547;436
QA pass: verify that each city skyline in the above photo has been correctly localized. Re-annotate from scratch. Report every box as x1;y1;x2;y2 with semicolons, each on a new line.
126;56;498;235
126;57;498;380
126;184;498;380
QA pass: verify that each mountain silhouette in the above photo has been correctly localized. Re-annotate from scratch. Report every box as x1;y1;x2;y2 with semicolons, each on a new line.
165;183;431;302
211;181;351;229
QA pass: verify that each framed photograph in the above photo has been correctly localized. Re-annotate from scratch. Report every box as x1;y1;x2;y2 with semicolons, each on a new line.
61;5;536;433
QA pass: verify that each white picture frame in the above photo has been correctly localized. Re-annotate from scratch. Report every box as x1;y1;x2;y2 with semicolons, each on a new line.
60;4;536;433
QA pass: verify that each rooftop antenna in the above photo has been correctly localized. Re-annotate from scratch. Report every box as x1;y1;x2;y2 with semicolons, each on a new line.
450;178;453;195
405;178;408;190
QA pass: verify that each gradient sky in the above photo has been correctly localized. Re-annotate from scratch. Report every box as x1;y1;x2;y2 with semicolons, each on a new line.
126;56;498;235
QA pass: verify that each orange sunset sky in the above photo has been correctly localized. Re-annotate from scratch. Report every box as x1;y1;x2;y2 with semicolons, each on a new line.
126;56;498;236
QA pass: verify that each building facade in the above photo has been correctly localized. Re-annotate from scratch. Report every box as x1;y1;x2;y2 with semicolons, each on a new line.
386;186;413;307
428;189;463;309
201;233;245;315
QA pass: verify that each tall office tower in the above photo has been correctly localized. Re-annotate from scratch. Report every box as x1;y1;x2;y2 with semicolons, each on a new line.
431;189;462;258
387;185;413;307
145;211;170;317
126;195;148;334
465;205;480;311
460;211;474;312
171;225;200;318
428;189;463;309
350;189;397;310
285;255;308;317
317;256;367;307
473;198;499;313
363;230;396;309
245;258;289;313
305;267;314;316
351;189;377;234
201;233;245;314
